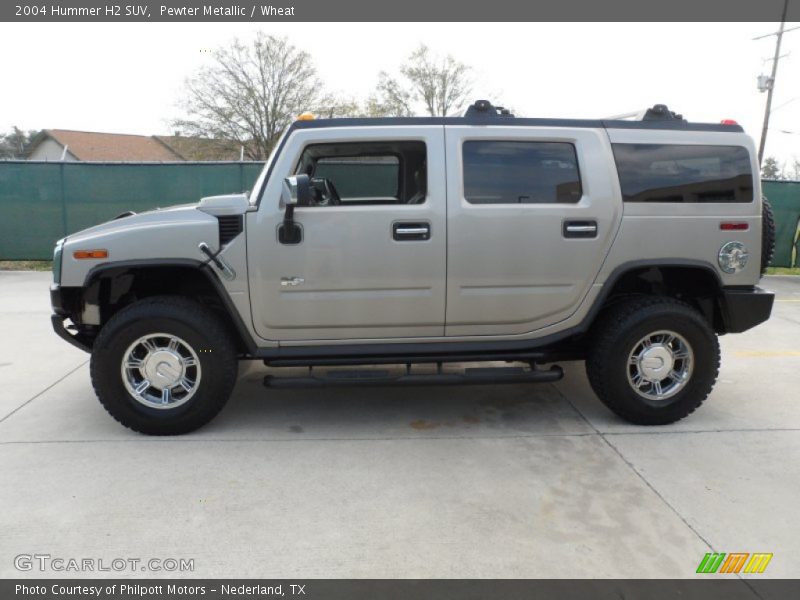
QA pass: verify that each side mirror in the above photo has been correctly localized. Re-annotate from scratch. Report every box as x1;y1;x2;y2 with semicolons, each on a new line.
281;174;311;208
279;174;309;245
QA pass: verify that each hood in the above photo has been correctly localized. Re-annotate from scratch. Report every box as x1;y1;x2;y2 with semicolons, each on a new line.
66;203;204;243
68;191;250;242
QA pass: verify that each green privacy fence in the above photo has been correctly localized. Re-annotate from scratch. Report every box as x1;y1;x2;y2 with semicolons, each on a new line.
763;180;800;268
0;161;263;260
2;162;800;264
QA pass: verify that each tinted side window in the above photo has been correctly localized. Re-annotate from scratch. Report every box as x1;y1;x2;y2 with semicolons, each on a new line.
612;144;753;203
296;141;427;205
315;156;399;199
462;141;582;204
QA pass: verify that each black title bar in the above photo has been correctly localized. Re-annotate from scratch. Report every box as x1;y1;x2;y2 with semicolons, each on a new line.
3;0;800;22
4;579;800;600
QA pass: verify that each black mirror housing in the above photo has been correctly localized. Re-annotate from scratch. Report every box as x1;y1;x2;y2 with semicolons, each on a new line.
279;174;309;245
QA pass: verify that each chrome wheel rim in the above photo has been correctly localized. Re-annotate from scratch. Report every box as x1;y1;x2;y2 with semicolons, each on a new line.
626;330;694;401
121;333;201;410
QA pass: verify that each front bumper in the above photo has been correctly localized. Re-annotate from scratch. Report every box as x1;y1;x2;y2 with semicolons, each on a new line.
50;284;92;353
50;283;68;316
720;286;774;333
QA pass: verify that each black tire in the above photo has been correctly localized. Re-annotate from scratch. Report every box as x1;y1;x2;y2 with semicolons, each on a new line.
761;195;776;274
586;297;720;425
90;296;238;435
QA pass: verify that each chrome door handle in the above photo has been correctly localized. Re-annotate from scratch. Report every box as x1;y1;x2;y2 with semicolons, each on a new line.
393;222;431;241
563;220;598;239
280;277;305;287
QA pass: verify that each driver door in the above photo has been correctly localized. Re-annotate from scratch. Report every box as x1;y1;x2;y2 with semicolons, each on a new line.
247;126;447;343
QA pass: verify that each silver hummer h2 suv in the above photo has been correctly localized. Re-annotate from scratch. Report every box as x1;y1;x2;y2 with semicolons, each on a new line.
50;101;776;435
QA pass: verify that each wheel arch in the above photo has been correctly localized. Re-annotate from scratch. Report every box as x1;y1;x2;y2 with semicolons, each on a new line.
79;259;257;355
593;259;727;333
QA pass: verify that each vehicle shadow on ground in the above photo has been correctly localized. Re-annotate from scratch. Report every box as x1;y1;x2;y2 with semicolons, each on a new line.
205;363;595;439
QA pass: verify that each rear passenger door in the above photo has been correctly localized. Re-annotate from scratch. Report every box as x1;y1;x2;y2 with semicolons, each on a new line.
444;126;621;337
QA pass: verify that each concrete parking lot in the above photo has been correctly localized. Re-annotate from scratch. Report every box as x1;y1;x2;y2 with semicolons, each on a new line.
1;271;798;579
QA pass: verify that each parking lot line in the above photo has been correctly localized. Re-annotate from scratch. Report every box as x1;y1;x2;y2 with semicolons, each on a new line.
0;360;88;423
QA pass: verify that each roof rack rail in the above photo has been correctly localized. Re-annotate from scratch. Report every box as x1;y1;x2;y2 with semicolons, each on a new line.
465;100;515;119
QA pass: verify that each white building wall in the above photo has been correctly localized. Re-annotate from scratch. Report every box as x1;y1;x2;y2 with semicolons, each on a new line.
27;138;78;161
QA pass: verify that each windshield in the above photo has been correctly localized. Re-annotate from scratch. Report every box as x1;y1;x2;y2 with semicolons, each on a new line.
249;129;289;206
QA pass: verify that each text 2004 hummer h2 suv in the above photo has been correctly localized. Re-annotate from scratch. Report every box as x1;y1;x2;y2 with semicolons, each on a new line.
50;101;776;435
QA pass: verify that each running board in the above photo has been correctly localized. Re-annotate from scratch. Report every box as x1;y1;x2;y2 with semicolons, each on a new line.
263;365;563;389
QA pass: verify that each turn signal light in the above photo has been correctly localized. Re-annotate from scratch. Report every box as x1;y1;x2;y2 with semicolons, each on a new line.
73;249;109;259
720;222;749;231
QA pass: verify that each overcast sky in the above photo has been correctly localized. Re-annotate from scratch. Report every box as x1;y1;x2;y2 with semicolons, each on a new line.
1;22;798;165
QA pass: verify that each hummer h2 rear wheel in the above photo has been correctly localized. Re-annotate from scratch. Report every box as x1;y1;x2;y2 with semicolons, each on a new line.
586;297;720;425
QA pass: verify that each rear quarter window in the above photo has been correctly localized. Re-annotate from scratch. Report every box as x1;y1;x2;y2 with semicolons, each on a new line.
612;144;753;203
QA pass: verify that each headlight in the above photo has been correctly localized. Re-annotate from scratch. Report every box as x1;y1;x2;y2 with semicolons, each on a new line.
718;241;749;274
53;240;64;284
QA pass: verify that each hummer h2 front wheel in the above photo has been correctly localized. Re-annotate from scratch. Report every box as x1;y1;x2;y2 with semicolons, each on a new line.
586;297;720;425
90;296;238;435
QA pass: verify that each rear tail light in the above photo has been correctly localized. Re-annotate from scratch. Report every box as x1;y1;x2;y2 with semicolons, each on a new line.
720;222;749;231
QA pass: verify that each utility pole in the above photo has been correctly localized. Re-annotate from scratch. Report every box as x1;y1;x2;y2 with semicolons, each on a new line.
757;0;791;166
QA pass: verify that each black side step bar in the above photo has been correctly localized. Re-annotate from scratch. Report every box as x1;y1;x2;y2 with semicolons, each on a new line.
264;351;550;368
263;365;563;389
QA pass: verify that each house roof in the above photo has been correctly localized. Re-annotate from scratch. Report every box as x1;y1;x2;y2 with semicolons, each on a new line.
39;129;183;161
154;136;244;161
28;130;246;162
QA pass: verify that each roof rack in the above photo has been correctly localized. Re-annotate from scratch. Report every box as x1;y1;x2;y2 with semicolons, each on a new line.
288;101;741;133
641;104;686;122
464;100;515;119
603;104;686;122
465;100;686;124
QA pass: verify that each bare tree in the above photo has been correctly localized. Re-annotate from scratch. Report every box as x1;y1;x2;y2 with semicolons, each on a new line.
373;74;414;117
316;93;413;119
761;156;783;180
376;45;472;117
173;34;327;160
315;97;368;119
0;127;39;159
788;157;800;181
